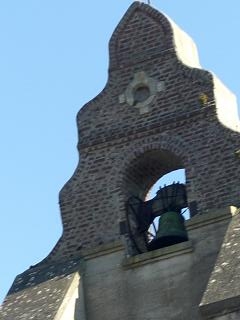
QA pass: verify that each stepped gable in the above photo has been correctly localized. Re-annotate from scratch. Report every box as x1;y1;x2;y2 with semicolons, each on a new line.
1;2;240;319
54;1;239;263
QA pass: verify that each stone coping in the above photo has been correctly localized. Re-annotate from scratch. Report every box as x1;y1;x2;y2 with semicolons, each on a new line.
82;240;124;260
123;240;193;269
81;207;238;262
186;206;238;231
199;295;240;319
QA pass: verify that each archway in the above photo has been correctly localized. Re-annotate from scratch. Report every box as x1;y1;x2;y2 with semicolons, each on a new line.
123;149;189;254
146;168;189;218
146;169;189;242
124;149;184;200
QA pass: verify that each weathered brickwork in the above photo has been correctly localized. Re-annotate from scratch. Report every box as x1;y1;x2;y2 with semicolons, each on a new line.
44;1;240;262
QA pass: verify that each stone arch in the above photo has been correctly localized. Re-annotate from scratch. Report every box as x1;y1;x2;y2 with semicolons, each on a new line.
124;149;184;199
115;134;191;217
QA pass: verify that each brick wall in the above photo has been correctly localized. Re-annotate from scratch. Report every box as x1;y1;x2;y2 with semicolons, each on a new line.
43;2;240;263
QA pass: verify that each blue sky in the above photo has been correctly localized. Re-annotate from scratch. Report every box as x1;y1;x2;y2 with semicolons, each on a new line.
0;1;239;303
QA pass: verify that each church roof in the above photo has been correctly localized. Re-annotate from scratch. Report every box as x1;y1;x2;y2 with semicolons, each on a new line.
0;259;80;320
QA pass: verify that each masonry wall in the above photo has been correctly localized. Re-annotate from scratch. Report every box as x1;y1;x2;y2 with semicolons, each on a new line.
80;209;237;320
46;2;240;263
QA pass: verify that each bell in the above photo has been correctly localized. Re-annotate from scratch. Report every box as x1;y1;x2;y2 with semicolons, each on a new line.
148;211;188;251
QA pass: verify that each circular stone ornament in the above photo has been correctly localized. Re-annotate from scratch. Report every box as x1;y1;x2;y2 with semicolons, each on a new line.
133;86;151;104
119;71;165;114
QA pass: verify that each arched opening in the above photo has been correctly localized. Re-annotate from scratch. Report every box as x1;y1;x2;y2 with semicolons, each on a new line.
146;168;189;217
146;169;189;243
124;149;189;255
124;149;184;200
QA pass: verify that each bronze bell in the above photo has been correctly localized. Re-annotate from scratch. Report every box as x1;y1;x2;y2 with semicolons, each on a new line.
148;211;188;251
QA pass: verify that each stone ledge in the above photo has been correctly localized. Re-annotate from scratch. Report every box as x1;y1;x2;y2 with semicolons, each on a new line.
80;207;238;262
122;240;193;269
199;296;240;319
186;206;238;231
82;240;124;260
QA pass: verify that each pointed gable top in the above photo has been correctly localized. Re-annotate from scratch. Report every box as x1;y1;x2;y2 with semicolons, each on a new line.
109;1;200;70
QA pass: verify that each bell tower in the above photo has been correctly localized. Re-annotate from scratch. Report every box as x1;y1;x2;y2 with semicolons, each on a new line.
1;2;240;319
